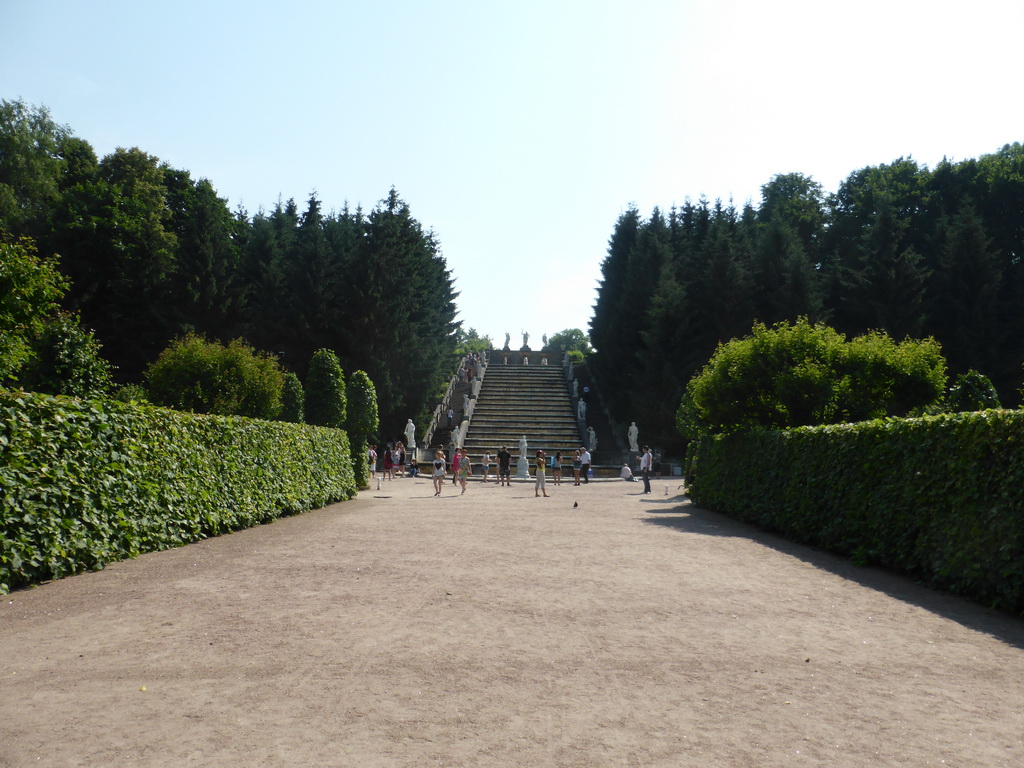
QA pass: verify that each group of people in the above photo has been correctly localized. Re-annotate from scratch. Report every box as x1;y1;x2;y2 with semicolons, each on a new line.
427;444;596;498
456;352;482;384
368;441;416;480
431;446;473;496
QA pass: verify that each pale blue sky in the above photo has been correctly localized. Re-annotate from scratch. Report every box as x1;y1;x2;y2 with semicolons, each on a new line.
3;0;1023;347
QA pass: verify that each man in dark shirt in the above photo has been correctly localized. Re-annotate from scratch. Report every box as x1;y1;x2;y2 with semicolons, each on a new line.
497;446;512;487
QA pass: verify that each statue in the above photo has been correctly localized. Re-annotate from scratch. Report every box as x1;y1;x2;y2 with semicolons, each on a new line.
518;434;528;458
405;419;416;448
451;424;461;447
588;426;598;452
503;332;510;349
628;422;639;452
572;379;579;397
542;333;548;346
578;399;587;420
463;393;470;413
522;330;530;348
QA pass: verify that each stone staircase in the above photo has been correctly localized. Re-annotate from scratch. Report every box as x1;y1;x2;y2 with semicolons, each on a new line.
463;364;582;460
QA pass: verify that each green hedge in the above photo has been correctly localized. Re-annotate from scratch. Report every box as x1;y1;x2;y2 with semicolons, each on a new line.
687;409;1024;613
0;388;358;593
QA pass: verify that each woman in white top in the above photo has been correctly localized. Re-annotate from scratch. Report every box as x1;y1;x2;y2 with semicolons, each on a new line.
432;450;446;496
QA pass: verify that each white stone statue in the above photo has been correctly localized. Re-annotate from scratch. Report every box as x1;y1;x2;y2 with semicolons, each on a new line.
504;332;510;349
463;393;470;413
518;434;528;458
628;422;639;452
572;378;579;398
588;426;598;452
522;330;529;347
451;424;461;447
542;333;548;346
577;399;587;420
405;419;416;447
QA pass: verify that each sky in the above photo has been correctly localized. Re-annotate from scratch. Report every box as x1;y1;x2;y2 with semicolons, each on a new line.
3;0;1023;348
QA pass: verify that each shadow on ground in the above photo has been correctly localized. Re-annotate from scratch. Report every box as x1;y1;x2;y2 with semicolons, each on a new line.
639;496;1024;652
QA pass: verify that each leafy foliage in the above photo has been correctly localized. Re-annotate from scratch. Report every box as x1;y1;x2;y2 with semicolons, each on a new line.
280;372;305;423
305;348;346;429
345;369;379;487
543;328;593;359
945;370;1001;412
143;334;284;419
589;144;1024;447
0;237;68;381
678;319;946;438
18;313;114;399
687;410;1024;614
0;389;357;593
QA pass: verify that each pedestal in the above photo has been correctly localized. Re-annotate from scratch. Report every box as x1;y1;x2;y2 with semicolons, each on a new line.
516;456;530;479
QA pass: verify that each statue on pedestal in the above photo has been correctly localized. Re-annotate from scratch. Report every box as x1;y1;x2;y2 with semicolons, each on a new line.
463;393;470;413
516;434;530;479
451;424;461;447
628;422;639;452
588;426;598;452
503;332;511;350
572;379;579;398
578;399;587;420
405;419;416;448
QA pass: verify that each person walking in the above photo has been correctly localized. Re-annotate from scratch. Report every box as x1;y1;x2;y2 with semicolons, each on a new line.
431;450;446;496
580;445;592;484
640;445;653;494
382;444;394;480
446;407;455;430
552;451;563;486
497;446;512;487
457;447;471;494
534;449;550;497
451;448;461;485
572;449;582;486
481;450;493;483
367;444;378;481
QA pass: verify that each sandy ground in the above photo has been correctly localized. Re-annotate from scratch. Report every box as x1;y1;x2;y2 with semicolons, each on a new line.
1;473;1023;768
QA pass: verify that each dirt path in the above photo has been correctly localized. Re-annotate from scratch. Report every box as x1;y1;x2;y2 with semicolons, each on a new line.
2;475;1023;767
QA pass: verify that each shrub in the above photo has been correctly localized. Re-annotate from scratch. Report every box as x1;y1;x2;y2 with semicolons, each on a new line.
144;334;284;419
280;372;305;423
18;313;114;398
0;388;357;593
112;383;149;403
946;370;1001;412
346;369;379;486
0;237;67;382
678;318;947;438
305;348;346;428
687;410;1024;613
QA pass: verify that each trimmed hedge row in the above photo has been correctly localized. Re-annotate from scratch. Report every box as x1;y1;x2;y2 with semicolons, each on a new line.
687;409;1024;613
0;389;358;593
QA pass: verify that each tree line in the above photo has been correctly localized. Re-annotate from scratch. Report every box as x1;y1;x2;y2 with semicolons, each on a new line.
0;99;461;437
589;144;1024;450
